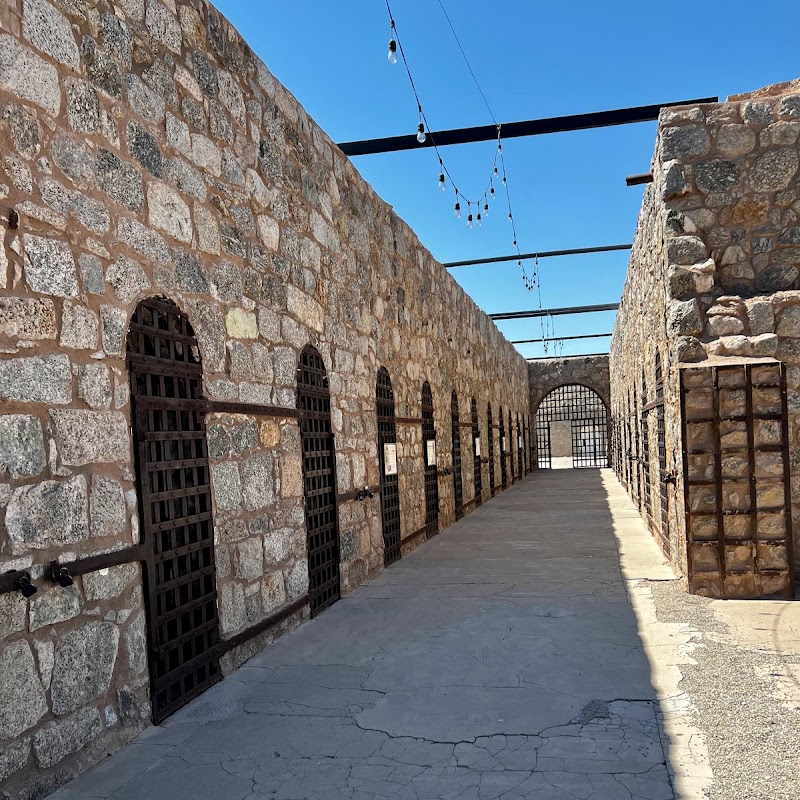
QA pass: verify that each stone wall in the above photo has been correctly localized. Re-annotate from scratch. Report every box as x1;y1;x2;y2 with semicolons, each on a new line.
610;79;800;588
528;355;610;412
0;1;531;795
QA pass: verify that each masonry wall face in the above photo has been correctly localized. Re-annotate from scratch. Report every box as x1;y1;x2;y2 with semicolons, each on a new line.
0;1;531;795
610;80;800;587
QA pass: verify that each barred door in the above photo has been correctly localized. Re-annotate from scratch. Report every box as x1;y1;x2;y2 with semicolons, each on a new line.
127;298;221;723
471;398;482;506
422;381;439;538
655;354;670;559
517;413;524;480
377;368;401;566
487;404;496;496
297;346;340;616
641;371;653;528
499;409;508;487
508;411;515;482
451;391;463;519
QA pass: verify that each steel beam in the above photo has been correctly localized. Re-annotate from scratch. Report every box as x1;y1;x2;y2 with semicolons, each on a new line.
626;173;654;186
444;243;631;269
336;98;718;156
512;332;612;345
490;303;619;321
527;352;610;361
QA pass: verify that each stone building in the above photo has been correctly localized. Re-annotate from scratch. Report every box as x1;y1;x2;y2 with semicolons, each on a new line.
0;1;535;795
610;80;800;599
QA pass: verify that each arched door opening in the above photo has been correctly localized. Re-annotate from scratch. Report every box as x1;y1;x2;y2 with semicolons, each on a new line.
451;391;463;520
471;397;482;506
422;381;439;538
499;408;507;489
487;403;496;496
297;346;340;616
377;368;401;566
127;297;221;723
535;384;609;469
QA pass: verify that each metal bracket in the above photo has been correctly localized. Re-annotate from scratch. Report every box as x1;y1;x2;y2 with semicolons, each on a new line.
0;570;37;597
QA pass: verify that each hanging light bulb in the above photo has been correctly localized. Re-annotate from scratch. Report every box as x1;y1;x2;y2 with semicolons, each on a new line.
416;123;426;144
476;212;482;227
438;172;446;191
454;201;461;219
483;202;489;216
508;212;513;222
502;175;507;185
490;186;495;201
388;39;398;64
467;213;473;229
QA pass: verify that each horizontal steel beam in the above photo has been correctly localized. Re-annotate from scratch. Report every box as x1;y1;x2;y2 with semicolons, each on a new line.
490;303;619;322
527;352;610;361
444;243;632;269
336;98;718;156
512;332;612;345
626;173;653;186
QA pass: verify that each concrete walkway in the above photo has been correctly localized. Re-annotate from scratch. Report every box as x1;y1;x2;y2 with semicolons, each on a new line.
54;470;680;800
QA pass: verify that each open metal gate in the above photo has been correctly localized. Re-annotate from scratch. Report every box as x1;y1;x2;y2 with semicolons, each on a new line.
655;354;670;559
451;391;463;519
422;381;439;538
127;298;221;723
499;408;508;487
377;367;401;566
297;346;340;616
487;403;496;496
472;398;482;506
681;361;795;598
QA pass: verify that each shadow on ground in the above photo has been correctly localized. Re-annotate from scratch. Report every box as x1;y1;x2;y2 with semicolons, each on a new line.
53;470;678;800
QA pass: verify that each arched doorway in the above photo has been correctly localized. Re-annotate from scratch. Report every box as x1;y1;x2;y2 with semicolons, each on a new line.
516;412;523;480
421;381;439;538
297;346;340;616
377;367;401;566
127;297;221;722
471;397;482;506
451;391;463;520
499;408;507;489
487;403;496;496
508;410;515;482
535;384;609;469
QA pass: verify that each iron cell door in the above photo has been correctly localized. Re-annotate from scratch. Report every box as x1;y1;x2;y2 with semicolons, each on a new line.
655;354;670;559
499;408;508;487
451;391;463;519
517;413;524;480
127;298;221;723
508;411;515;482
487;404;496;496
297;346;340;616
641;372;654;528
377;367;401;566
422;381;439;538
681;362;795;598
471;398;482;506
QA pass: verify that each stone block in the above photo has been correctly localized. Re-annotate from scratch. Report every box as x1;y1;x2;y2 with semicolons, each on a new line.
667;299;703;336
50;410;129;466
0;297;56;340
23;235;79;297
89;475;127;536
0;414;46;478
666;235;707;266
5;475;89;549
40;178;110;233
124;612;146;675
750;148;800;192
694;160;740;193
225;307;257;338
0;592;27;639
101;305;128;355
0;642;47;740
262;571;286;614
236;537;264;581
107;255;151;303
189;133;222;176
83;563;136;600
210;261;243;301
66;78;100;132
756;264;798;292
33;706;102;768
716;124;756;157
118;217;169;263
77;363;113;409
661;125;710;161
29;585;82;632
60;301;100;349
97;148;144;212
0;737;31;782
79;254;105;295
3;102;41;159
147;182;193;243
286;561;309;600
0;35;61;115
241;451;274;511
211;461;241;511
23;0;80;69
195;203;220;254
146;0;182;53
128;120;163;178
219;583;245;633
51;622;119;715
186;299;225;372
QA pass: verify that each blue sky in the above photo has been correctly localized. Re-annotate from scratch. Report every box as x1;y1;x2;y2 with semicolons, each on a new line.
214;0;799;359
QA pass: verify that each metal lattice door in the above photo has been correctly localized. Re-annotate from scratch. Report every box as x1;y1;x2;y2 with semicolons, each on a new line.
127;298;221;723
472;398;482;506
452;391;463;519
681;362;795;598
487;404;496;496
422;381;439;538
508;412;515;482
298;346;340;616
377;368;401;566
641;372;654;527
517;413;524;480
499;409;508;487
655;353;670;560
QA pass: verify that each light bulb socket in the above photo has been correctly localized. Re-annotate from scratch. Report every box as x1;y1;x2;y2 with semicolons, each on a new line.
388;39;397;54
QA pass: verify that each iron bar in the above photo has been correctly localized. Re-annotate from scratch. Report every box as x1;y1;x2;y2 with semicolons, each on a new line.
0;569;36;596
217;595;309;656
203;400;300;418
336;98;719;156
626;173;653;186
527;352;609;361
491;303;618;321
49;546;147;581
338;484;381;503
512;332;612;345
443;243;632;269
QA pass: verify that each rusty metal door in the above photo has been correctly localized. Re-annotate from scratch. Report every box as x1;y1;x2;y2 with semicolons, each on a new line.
487;404;496;496
297;346;340;616
127;298;221;723
452;391;463;519
472;398;482;506
377;368;401;566
681;362;795;598
516;413;524;479
641;372;654;528
422;381;439;538
655;353;671;560
499;409;508;487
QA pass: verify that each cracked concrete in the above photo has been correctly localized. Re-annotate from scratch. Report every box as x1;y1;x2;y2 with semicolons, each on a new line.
50;468;797;800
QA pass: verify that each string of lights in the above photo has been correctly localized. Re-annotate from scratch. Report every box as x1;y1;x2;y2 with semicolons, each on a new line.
384;0;561;353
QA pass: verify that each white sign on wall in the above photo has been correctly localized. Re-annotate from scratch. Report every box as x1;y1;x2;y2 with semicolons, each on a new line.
474;436;481;457
502;436;507;452
426;438;437;467
518;435;523;448
383;443;397;476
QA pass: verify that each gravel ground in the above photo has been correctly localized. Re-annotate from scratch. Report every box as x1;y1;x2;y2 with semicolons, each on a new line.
649;581;800;800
